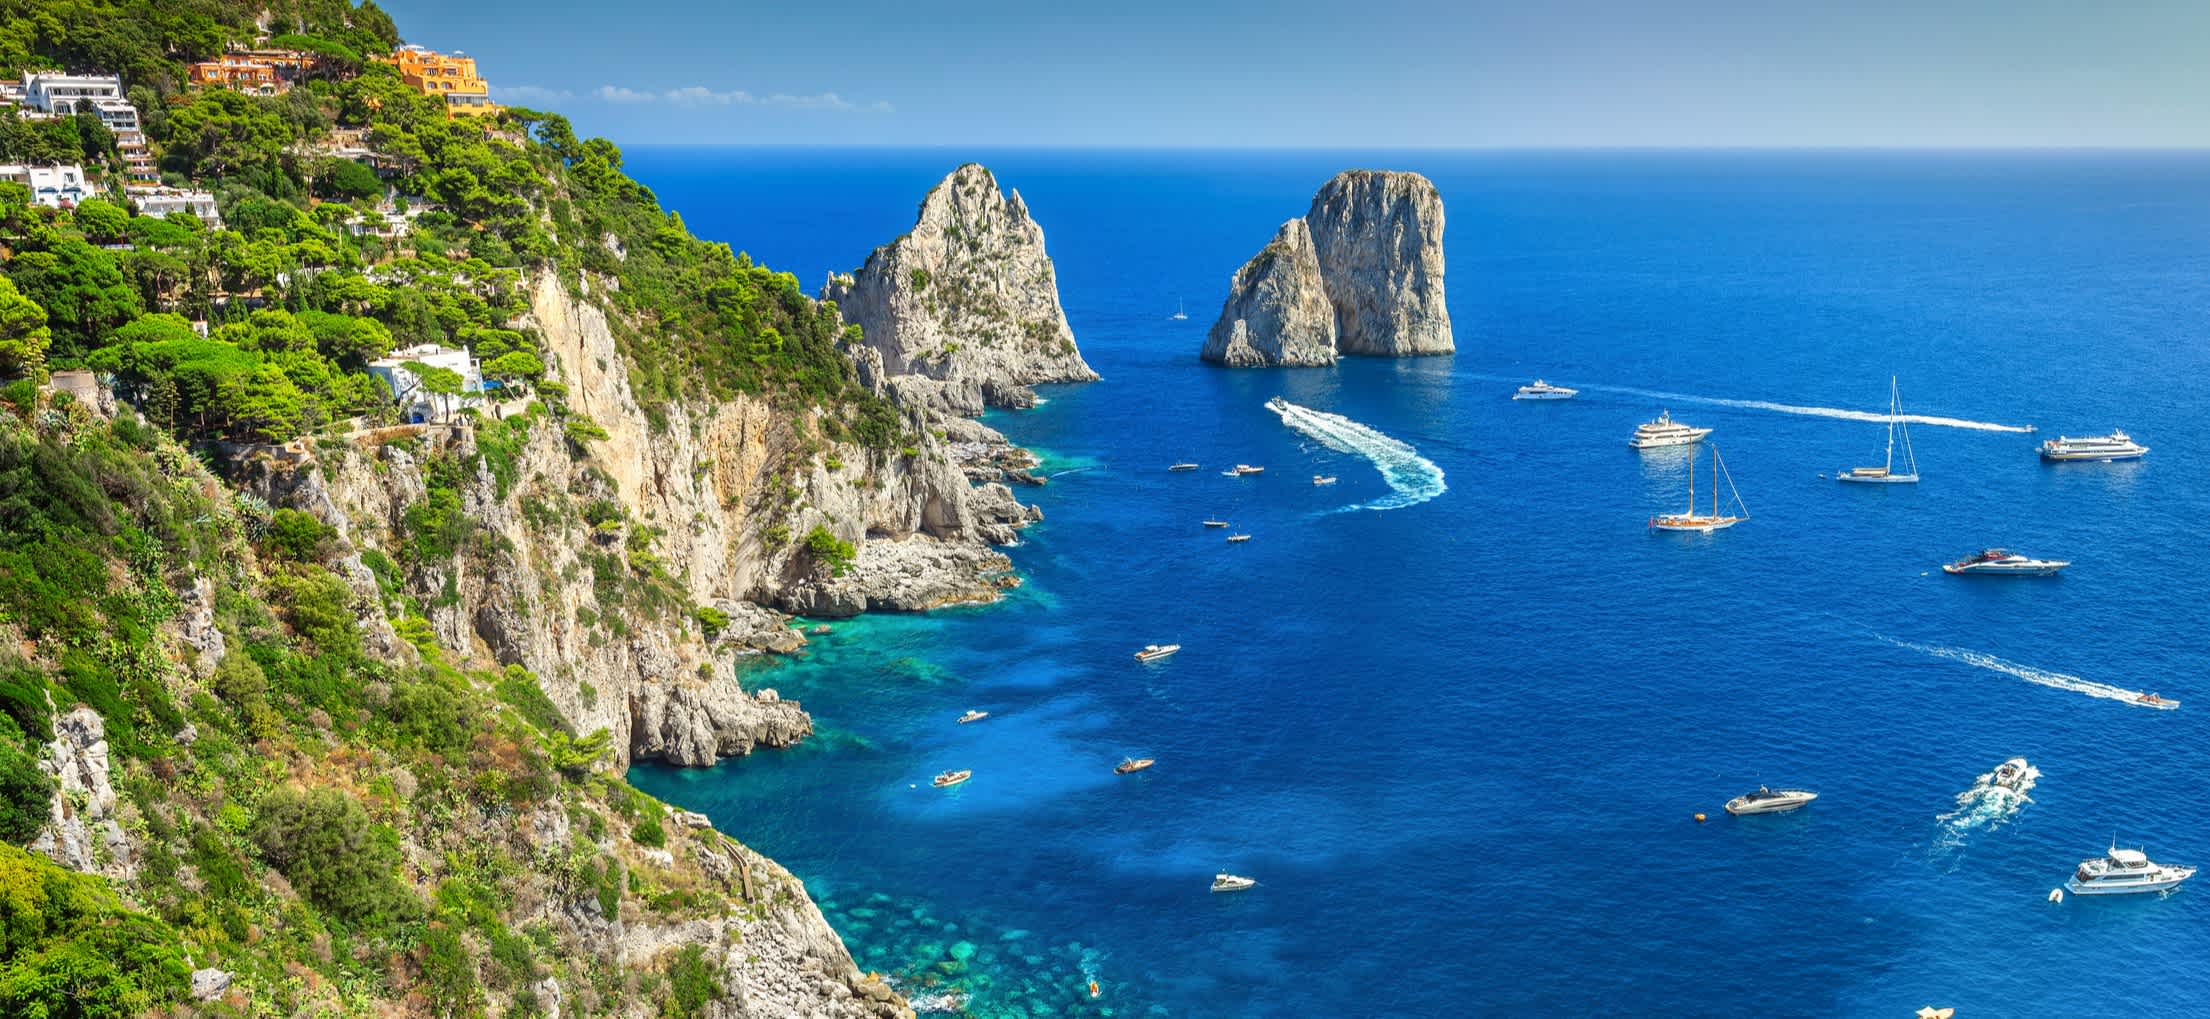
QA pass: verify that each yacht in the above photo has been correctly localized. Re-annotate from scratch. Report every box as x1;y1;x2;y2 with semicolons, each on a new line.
1169;462;1200;472
1226;533;1252;543
932;770;972;789
1513;379;1578;400
1724;786;1818;815
1312;475;1337;486
1115;757;1155;775
1940;549;2068;576
2041;431;2147;462
2064;844;2195;896
1234;464;1266;476
1134;643;1181;663
1650;445;1749;532
1990;757;2032;793
1202;519;1230;528
1630;410;1712;449
957;709;989;725
1837;376;1919;484
1211;873;1256;893
1170;298;1188;321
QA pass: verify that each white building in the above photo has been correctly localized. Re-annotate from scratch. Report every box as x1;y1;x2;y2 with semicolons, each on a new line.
367;344;482;422
128;186;221;225
13;73;156;181
0;164;90;208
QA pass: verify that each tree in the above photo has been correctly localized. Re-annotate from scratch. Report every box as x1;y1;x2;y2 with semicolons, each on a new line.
314;158;383;203
402;360;465;421
4;240;139;362
483;350;542;394
249;787;411;927
0;277;50;383
803;526;856;577
68;199;127;244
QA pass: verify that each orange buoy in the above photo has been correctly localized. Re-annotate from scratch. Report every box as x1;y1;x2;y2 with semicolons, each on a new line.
1694;813;1707;823
1088;980;1101;998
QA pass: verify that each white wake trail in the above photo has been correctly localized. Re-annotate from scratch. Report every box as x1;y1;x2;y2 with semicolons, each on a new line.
1265;398;1447;512
1934;764;2039;852
1573;383;2034;433
1881;637;2175;709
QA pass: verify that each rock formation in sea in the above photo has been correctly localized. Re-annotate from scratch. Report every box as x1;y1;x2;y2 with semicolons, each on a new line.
1203;169;1453;366
1200;218;1338;367
823;163;1098;412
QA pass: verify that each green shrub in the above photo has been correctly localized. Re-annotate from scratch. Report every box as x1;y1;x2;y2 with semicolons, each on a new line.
0;742;54;845
802;526;856;577
265;508;337;561
663;943;721;1018
268;567;361;657
0;844;190;1016
630;815;665;848
249;786;413;927
690;605;728;634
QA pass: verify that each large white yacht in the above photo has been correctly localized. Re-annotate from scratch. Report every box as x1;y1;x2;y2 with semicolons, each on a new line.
1724;787;1818;815
1940;549;2068;576
2041;431;2147;462
1513;379;1578;400
1630;410;1712;449
2064;845;2195;896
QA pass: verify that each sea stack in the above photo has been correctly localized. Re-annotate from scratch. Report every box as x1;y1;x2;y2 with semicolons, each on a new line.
824;163;1097;412
1200;219;1338;367
1202;169;1452;366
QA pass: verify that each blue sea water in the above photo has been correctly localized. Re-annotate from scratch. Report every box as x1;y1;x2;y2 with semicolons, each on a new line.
626;148;2210;1017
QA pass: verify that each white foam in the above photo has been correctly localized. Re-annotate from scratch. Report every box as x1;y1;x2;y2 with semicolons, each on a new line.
1934;764;2039;851
1881;637;2172;708
1265;399;1447;512
1576;383;2034;433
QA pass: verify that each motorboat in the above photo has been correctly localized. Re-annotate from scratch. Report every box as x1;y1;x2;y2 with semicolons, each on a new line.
1513;379;1578;400
1940;549;2068;576
1134;643;1181;663
1202;520;1230;528
1630;409;1712;449
1724;786;1818;815
2041;431;2147;462
1169;462;1199;471
1312;475;1337;486
1221;469;1240;477
1650;445;1748;532
2064;844;2195;895
1837;376;1920;484
1234;464;1266;475
1990;757;2032;792
1115;757;1155;775
1210;873;1256;893
957;710;989;725
1226;534;1252;543
932;770;972;788
2137;691;2179;710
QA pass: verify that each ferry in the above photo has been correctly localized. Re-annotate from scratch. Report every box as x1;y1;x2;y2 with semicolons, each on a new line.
932;770;972;789
1629;410;1712;449
1115;757;1155;775
957;709;989;725
2064;844;2194;896
1724;786;1818;815
1513;379;1578;400
1940;549;2068;576
1211;873;1256;893
2040;431;2147;462
1169;462;1200;471
1133;643;1181;663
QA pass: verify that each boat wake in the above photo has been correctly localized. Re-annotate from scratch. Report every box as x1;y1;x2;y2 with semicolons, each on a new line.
1880;637;2176;709
1264;398;1446;512
1573;382;2033;433
1933;763;2039;853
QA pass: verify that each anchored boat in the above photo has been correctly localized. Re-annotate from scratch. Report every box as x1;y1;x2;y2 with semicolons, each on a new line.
1941;549;2068;576
2064;844;2194;895
1650;445;1749;532
1513;379;1578;400
1724;786;1818;815
1630;409;1712;450
957;709;989;725
932;770;972;788
1837;376;1920;484
1133;644;1181;663
1115;757;1155;775
2041;431;2147;462
1210;873;1256;893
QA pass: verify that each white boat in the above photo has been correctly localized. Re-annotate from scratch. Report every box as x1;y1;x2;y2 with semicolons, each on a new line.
1226;533;1251;543
2064;844;2195;895
1210;873;1256;893
1837;376;1919;484
1169;462;1199;471
1650;445;1748;533
1312;475;1336;486
2041;431;2147;462
2136;691;2179;710
1115;757;1155;775
1990;757;2032;792
1513;379;1578;400
1202;520;1229;528
1133;643;1181;663
1940;549;2068;576
957;709;988;725
1170;298;1188;321
932;770;972;788
1630;409;1712;449
1234;464;1265;476
1724;786;1818;815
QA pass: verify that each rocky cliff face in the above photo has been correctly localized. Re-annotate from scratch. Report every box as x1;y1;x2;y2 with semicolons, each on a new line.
1201;218;1338;367
1202;169;1453;366
824;164;1097;411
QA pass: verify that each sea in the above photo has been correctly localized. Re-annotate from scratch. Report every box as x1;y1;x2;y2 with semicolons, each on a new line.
625;148;2210;1017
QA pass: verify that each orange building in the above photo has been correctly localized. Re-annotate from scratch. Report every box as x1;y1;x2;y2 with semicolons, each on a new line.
378;45;504;119
188;56;286;95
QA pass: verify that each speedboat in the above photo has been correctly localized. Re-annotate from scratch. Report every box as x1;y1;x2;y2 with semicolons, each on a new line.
2041;431;2147;462
1234;464;1266;475
1210;873;1256;893
2064;844;2194;895
1513;379;1578;400
1724;786;1818;815
1630;409;1712;449
2137;691;2179;710
1312;475;1336;486
1115;757;1155;775
1202;519;1229;528
1169;462;1199;471
957;709;989;725
1226;534;1252;543
1134;643;1181;663
1990;757;2032;792
932;770;972;788
1940;549;2068;576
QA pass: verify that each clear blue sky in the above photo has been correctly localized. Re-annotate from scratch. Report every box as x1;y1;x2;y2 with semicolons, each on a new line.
379;0;2210;148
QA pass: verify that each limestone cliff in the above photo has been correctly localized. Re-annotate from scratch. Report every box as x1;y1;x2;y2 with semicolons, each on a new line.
824;164;1097;411
1201;218;1338;367
1202;169;1454;366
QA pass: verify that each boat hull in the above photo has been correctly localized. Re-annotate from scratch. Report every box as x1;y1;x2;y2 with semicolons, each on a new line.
1651;516;1744;533
1942;564;2066;576
1513;391;1576;401
2065;870;2194;895
1725;796;1816;816
1837;471;1919;484
1630;431;1711;449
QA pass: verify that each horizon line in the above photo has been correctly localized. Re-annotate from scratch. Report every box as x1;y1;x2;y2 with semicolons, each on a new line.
611;142;2210;153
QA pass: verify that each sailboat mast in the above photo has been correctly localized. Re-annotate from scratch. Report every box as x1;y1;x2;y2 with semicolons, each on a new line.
1711;447;1719;517
1686;447;1696;515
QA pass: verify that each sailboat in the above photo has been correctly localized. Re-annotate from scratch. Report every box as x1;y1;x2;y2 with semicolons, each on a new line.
1837;376;1919;484
1651;445;1749;532
1169;298;1188;321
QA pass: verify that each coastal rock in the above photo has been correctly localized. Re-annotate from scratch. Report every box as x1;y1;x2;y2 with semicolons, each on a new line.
631;678;813;768
30;707;134;881
1305;169;1453;356
1202;218;1338;367
780;536;1015;617
824;163;1097;411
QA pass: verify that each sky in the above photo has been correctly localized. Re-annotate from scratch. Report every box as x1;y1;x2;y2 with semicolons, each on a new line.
378;0;2210;148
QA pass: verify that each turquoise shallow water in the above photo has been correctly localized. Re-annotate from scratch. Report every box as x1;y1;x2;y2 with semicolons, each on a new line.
630;149;2210;1016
